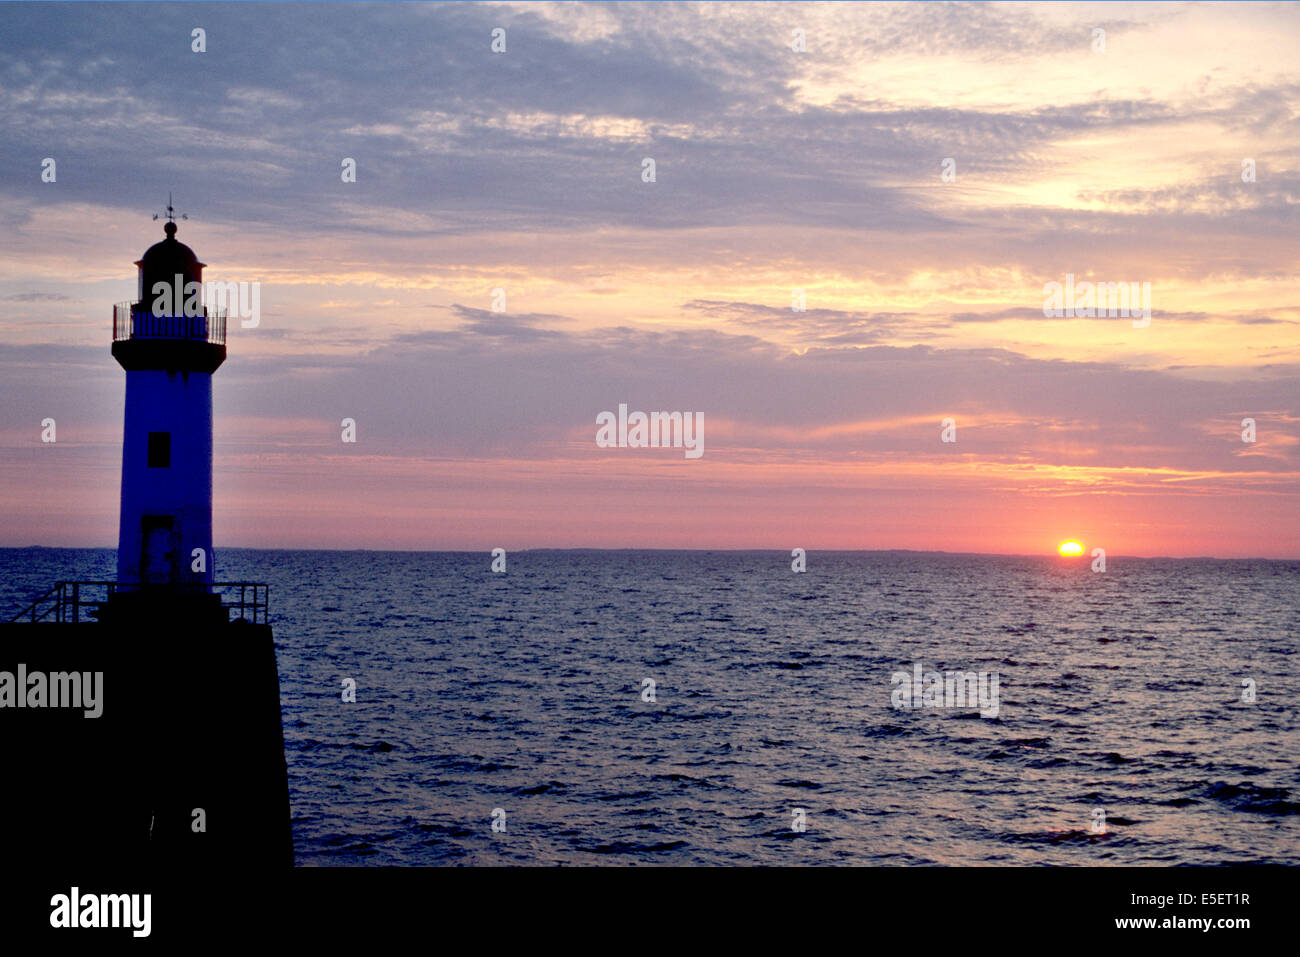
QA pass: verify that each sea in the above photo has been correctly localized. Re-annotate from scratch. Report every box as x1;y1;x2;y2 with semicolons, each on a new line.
2;548;1297;866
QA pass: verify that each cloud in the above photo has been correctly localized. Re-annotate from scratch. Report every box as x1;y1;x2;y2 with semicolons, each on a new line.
3;292;73;302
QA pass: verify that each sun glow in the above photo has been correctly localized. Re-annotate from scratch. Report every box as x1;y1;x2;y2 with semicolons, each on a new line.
1057;540;1085;557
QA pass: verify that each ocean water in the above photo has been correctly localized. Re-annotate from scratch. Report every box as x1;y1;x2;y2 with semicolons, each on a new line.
3;548;1297;866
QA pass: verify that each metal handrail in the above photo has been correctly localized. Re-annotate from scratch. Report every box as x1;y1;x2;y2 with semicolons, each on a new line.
11;582;63;623
8;581;269;624
112;302;227;345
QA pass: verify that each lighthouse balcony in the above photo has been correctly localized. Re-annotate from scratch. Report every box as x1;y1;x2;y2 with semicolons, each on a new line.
112;302;227;373
113;302;227;344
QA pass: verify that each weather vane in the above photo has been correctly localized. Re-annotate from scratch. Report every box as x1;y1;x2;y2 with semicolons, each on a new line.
152;192;189;224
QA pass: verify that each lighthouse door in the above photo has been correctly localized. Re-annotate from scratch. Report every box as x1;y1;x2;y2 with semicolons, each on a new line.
139;515;179;583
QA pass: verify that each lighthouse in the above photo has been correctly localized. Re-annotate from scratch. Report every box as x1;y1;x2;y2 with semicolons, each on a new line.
109;211;225;621
114;217;221;585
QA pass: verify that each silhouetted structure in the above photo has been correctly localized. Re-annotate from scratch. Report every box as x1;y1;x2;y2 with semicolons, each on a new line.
2;216;292;869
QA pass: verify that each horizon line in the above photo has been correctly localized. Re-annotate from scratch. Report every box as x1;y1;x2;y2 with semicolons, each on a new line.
3;544;1297;562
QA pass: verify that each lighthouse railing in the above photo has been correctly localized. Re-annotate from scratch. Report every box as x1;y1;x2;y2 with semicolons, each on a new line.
113;302;227;345
8;581;269;624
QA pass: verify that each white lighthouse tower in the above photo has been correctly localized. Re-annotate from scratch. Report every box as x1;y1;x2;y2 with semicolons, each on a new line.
111;207;225;603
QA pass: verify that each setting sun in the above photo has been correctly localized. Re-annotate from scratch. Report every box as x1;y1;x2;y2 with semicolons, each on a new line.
1057;541;1085;557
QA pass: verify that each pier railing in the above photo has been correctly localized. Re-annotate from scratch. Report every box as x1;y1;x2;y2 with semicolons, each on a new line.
8;581;269;625
113;302;227;345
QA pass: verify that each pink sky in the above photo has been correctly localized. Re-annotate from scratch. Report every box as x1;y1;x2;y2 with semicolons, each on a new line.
1;2;1297;557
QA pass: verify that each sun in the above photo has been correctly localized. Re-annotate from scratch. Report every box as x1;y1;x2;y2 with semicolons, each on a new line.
1057;540;1085;557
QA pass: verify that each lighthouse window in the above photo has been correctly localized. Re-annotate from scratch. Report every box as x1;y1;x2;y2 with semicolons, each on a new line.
147;431;171;468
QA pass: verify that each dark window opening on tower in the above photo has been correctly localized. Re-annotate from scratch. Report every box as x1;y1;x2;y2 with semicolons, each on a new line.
147;431;171;468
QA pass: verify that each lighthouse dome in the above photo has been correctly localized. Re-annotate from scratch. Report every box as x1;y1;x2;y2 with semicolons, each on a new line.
136;221;205;303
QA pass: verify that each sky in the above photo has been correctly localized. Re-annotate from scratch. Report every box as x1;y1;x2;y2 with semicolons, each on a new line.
0;0;1297;557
